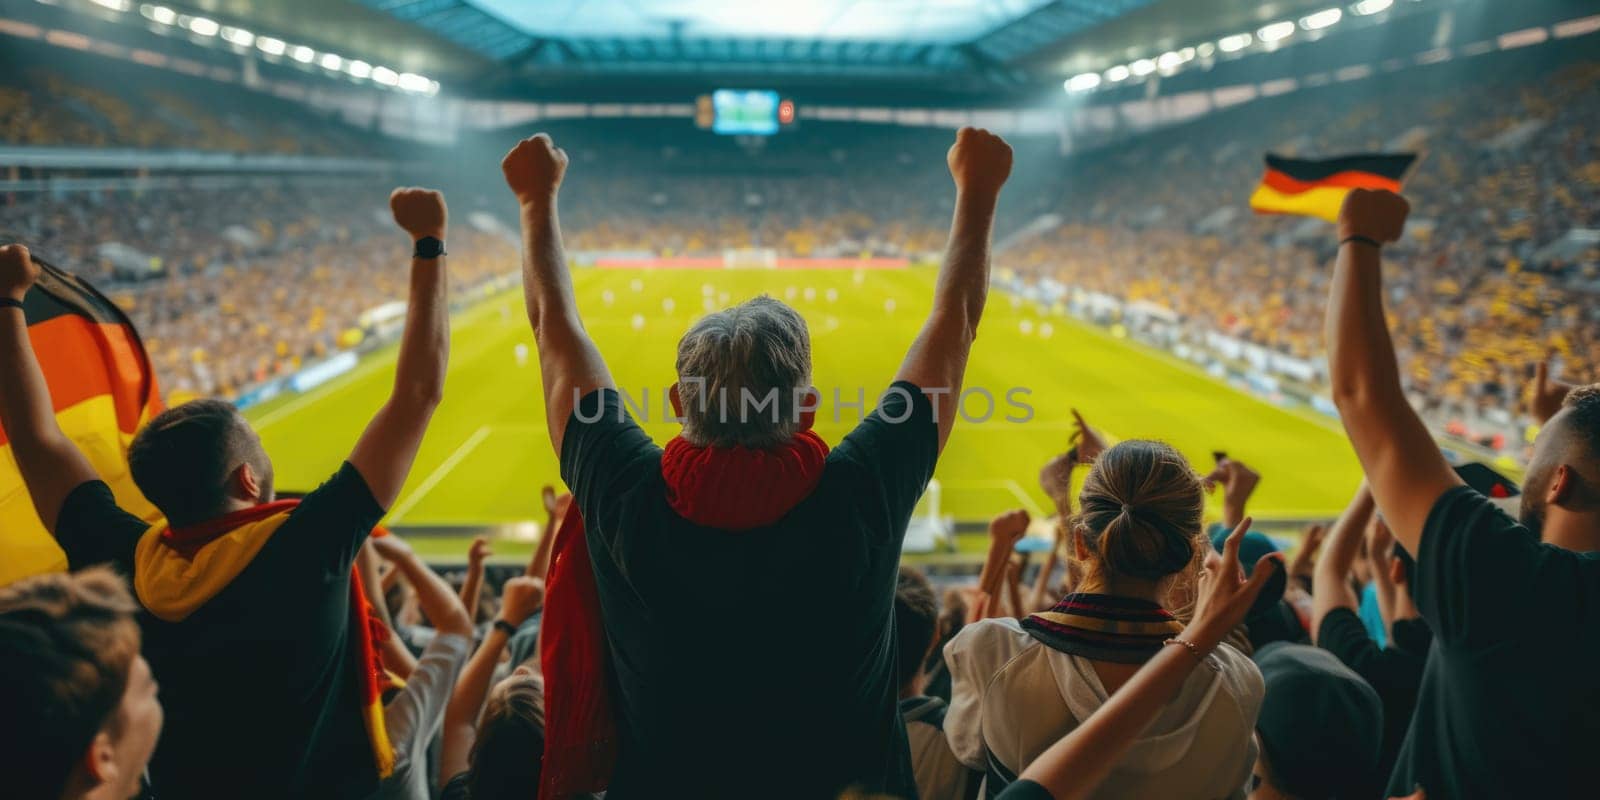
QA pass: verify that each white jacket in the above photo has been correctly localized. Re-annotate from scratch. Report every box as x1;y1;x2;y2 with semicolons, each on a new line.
943;617;1264;800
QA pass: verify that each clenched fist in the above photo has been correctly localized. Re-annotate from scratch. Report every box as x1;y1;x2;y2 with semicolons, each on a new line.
947;127;1013;198
499;576;545;625
0;243;40;302
1338;188;1409;245
501;133;568;206
988;508;1031;547
390;187;447;241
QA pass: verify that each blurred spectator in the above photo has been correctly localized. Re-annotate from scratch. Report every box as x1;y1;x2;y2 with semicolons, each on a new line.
0;567;161;800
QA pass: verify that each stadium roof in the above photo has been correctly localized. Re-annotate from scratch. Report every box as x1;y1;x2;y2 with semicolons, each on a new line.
349;0;1221;89
341;0;1385;98
80;0;1580;102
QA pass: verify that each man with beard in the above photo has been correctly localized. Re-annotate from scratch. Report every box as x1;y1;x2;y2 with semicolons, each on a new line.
1323;188;1600;799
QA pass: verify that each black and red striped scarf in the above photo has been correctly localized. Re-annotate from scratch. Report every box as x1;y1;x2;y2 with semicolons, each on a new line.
539;430;830;799
1021;593;1185;665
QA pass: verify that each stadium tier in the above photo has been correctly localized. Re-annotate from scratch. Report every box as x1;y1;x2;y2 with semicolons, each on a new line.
2;1;1600;798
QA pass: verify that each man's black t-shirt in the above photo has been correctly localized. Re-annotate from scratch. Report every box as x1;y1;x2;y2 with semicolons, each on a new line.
1388;486;1600;799
561;382;938;799
1317;607;1430;783
55;462;386;800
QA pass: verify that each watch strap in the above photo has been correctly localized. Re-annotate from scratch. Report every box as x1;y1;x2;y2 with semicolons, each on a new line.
413;236;446;259
493;618;519;637
0;297;23;310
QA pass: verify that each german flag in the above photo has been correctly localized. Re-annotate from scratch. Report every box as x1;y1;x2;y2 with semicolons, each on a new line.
1249;153;1417;223
0;250;163;587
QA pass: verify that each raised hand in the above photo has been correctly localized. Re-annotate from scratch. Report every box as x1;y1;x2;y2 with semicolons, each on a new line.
542;485;573;519
499;575;545;626
946;126;1013;198
1203;458;1260;527
988;508;1031;549
370;531;416;562
1287;523;1326;580
0;243;40;301
389;187;447;242
1189;517;1282;646
1531;357;1573;425
1069;408;1106;463
1338;188;1409;244
501;133;569;206
467;536;493;567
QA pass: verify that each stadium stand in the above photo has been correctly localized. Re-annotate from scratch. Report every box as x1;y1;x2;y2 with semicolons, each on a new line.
2;0;1600;798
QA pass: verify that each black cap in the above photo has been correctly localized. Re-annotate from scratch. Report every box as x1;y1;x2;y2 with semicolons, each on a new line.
1254;642;1384;800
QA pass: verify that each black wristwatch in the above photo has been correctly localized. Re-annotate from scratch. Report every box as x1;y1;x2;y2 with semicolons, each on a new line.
413;236;446;259
493;619;519;637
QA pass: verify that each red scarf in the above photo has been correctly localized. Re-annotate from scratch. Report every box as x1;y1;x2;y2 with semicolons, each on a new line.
161;500;395;778
539;431;830;799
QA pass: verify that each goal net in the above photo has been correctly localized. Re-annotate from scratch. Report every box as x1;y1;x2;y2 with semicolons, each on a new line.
721;247;779;270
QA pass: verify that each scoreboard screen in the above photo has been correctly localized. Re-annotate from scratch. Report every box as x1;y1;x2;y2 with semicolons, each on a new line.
711;89;780;135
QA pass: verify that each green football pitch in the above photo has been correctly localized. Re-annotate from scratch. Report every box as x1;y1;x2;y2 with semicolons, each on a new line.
244;266;1363;549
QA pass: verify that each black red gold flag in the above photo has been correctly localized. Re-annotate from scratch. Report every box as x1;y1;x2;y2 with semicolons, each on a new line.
0;251;163;585
1249;153;1417;222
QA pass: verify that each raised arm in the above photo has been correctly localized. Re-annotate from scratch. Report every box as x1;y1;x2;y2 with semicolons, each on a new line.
972;509;1029;621
1324;189;1459;555
501;134;615;453
1311;481;1376;640
373;533;474;639
527;486;569;580
347;189;451;509
439;575;544;785
0;244;100;532
894;127;1012;451
460;537;491;620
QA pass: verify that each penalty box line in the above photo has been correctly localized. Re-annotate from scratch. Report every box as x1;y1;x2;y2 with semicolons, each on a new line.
387;425;493;525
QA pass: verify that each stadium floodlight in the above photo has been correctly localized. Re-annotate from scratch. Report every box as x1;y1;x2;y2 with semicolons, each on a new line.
1353;0;1393;15
185;16;219;36
1300;8;1343;30
371;66;399;86
290;45;315;63
1129;58;1157;76
1196;42;1216;58
90;0;132;12
1064;72;1101;92
425;80;441;97
220;26;253;46
1257;21;1296;42
1156;51;1184;70
320;53;342;70
255;36;286;55
1218;33;1252;52
139;4;176;25
1104;64;1131;82
346;59;372;79
397;72;432;93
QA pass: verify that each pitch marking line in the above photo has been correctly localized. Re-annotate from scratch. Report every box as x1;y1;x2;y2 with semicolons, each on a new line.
387;425;493;524
254;297;514;431
939;479;1047;516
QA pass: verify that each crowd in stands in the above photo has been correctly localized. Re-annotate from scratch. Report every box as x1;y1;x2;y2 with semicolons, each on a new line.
3;110;1599;800
1;186;516;397
1004;48;1600;443
4;45;1596;442
0;38;372;155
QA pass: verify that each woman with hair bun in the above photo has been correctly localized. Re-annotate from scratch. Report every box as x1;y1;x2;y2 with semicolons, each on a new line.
944;440;1267;800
